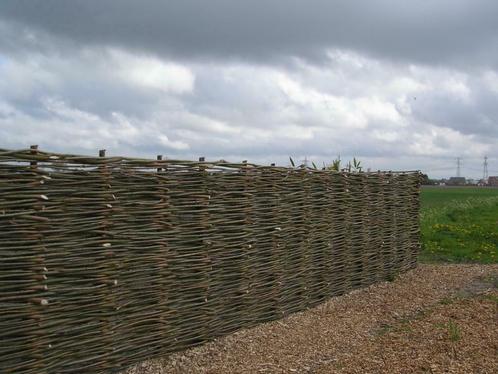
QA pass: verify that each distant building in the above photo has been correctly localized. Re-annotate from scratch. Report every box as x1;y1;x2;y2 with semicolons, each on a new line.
488;176;498;187
447;177;466;186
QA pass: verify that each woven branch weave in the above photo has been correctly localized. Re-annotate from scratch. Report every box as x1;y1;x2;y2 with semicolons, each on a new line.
0;148;421;373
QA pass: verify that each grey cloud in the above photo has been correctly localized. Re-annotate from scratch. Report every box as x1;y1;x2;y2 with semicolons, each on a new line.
1;1;498;179
1;1;498;68
1;46;494;162
410;79;498;137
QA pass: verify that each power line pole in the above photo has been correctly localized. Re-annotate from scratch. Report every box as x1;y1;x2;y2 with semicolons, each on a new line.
483;155;489;181
456;157;462;177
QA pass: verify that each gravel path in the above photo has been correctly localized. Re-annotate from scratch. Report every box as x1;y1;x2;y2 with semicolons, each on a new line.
124;264;498;374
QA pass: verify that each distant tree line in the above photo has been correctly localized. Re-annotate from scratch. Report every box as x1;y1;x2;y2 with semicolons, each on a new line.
420;173;436;185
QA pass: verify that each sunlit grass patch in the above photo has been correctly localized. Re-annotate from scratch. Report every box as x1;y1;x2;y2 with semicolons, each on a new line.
419;187;498;264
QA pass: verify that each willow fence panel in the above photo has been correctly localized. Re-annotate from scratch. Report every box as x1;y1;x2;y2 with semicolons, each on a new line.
0;148;421;373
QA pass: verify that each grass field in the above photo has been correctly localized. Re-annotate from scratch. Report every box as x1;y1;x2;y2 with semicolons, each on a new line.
420;186;498;264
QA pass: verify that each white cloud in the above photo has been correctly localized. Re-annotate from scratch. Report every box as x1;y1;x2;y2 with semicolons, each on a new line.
372;130;399;142
388;77;428;95
158;134;190;150
110;49;195;94
354;97;403;125
409;124;490;157
43;97;101;123
483;70;498;94
441;77;471;102
0;46;497;179
0;58;60;100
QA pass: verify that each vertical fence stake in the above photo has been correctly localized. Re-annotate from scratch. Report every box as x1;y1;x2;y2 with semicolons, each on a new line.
30;145;38;169
28;144;49;373
98;148;115;370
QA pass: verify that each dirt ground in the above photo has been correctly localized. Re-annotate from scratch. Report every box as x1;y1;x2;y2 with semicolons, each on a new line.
124;264;498;374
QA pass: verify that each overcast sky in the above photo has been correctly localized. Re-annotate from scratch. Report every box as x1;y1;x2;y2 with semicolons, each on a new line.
1;1;497;178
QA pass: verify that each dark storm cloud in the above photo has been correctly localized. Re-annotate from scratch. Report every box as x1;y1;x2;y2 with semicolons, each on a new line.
1;0;498;67
412;91;498;138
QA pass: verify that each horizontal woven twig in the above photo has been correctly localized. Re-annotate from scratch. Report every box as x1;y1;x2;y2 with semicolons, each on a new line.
0;148;421;373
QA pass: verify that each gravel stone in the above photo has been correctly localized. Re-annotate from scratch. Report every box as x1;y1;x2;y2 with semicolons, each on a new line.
123;264;498;374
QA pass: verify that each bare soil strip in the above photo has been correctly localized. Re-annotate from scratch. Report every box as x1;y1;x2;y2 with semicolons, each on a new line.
124;265;498;374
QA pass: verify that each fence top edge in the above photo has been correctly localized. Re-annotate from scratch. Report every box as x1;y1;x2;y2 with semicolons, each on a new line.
0;148;421;175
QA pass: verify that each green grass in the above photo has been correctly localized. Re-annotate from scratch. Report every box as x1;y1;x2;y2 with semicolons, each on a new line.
420;187;498;264
447;320;461;342
421;186;498;209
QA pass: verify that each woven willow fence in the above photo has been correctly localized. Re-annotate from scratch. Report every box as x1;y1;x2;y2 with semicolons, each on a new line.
0;147;421;373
